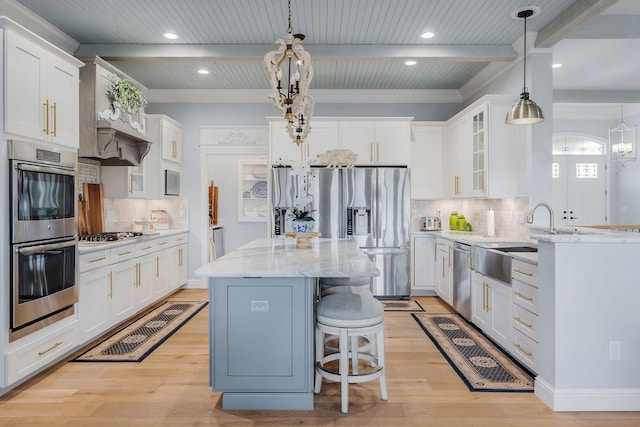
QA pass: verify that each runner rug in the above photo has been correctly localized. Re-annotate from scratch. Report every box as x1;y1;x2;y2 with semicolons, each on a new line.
381;299;425;312
411;312;534;392
73;301;208;362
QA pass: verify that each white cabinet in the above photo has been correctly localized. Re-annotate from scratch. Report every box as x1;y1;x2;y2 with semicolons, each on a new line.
135;253;156;309
108;258;137;325
411;235;436;295
101;163;146;198
443;96;523;198
340;120;410;165
4;21;81;148
159;117;183;164
269;118;411;166
78;266;111;343
410;123;444;199
435;238;453;305
510;259;539;373
471;270;511;350
238;159;268;222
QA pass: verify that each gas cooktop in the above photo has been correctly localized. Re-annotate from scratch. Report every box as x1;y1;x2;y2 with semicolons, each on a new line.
79;231;143;243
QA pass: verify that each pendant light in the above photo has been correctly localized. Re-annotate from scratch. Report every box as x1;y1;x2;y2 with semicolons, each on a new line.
506;9;544;125
264;0;314;146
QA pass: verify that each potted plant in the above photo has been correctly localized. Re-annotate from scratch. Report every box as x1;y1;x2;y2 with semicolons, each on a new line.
288;158;317;234
106;76;148;116
288;206;315;234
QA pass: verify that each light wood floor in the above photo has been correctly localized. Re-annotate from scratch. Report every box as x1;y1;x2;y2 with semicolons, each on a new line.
0;289;638;426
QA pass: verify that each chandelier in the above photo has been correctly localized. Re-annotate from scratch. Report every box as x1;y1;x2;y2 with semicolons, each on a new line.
609;104;637;166
264;0;314;146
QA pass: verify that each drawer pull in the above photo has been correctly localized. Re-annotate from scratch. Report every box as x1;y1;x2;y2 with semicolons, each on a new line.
513;343;533;356
176;238;185;242
158;242;168;246
513;291;534;301
88;256;107;263
140;246;153;251
514;316;533;328
117;250;133;256
514;268;534;277
38;341;62;356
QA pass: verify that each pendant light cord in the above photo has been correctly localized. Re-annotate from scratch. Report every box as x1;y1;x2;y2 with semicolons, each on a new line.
522;13;527;92
287;0;292;34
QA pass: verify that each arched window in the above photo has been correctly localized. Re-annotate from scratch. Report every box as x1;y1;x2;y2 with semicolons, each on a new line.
552;135;605;155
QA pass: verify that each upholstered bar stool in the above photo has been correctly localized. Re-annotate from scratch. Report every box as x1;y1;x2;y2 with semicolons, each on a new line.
319;276;372;298
314;293;387;413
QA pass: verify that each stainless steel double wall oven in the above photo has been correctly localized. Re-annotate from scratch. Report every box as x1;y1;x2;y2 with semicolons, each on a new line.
9;140;78;341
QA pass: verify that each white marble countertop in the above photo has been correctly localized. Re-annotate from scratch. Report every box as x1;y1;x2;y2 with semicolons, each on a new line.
412;229;533;244
195;237;380;278
529;226;640;243
78;229;188;254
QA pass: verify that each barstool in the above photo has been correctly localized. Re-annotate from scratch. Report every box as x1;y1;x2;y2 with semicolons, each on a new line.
314;293;387;413
319;276;372;298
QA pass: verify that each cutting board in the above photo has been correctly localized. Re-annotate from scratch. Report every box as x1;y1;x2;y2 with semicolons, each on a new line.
83;183;105;234
78;196;90;235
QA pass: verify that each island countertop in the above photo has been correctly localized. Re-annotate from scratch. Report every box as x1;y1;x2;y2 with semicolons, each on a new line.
195;237;379;278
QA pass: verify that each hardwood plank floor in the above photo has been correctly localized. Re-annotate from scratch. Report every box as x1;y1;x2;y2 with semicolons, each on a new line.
0;289;638;426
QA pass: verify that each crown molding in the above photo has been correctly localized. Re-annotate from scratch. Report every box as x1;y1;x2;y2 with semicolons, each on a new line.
147;89;462;104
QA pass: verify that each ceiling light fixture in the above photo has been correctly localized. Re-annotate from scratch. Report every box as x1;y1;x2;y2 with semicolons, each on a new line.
505;9;544;125
163;32;178;40
420;31;435;39
552;63;562;69
264;0;314;146
405;60;417;66
609;104;637;166
198;69;210;75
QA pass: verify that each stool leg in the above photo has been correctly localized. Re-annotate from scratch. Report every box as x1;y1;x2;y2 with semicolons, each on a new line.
339;328;349;414
314;325;324;394
351;334;359;375
377;328;388;401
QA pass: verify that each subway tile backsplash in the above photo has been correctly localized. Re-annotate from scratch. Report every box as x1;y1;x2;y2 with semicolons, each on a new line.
411;196;533;242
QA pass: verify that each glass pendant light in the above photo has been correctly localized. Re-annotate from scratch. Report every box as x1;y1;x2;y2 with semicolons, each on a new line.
506;9;544;125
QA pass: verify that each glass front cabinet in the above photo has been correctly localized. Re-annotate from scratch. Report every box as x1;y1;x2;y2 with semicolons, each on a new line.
238;159;268;222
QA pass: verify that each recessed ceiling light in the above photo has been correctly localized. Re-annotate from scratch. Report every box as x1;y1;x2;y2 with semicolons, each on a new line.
164;32;178;40
405;60;417;66
552;63;563;69
197;69;210;75
420;31;435;39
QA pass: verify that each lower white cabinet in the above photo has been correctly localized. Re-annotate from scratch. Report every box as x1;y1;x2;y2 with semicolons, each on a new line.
411;234;436;295
471;270;511;350
435;238;453;305
77;233;188;346
510;259;539;373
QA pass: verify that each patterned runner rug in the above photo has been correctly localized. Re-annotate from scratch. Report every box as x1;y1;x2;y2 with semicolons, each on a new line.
381;300;425;312
73;300;208;362
412;312;534;392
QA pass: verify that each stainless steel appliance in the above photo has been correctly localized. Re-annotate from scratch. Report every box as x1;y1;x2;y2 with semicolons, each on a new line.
164;169;180;196
9;140;77;243
421;216;442;231
472;243;538;285
8;140;79;341
452;242;472;320
271;166;411;298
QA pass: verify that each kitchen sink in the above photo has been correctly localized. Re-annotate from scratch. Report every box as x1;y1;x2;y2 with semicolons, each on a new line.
472;244;537;284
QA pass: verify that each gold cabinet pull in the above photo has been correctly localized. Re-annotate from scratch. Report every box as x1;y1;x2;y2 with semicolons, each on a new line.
370;142;373;162
140;246;153;251
433;241;437;261
156;256;160;277
51;102;57;136
466;254;471;269
89;256;107;263
442;257;445;278
158;242;168;246
513;343;533;356
514;268;534;277
513;291;534;301
38;341;62;356
172;139;177;158
43;99;50;134
483;282;488;311
136;263;140;287
117;250;133;256
108;272;113;298
513;316;533;328
376;142;380;162
448;247;452;268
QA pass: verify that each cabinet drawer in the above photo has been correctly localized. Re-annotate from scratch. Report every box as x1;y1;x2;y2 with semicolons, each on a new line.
512;259;537;286
136;240;157;255
110;244;137;262
511;328;538;374
512;278;539;315
511;303;539;342
6;322;77;385
78;249;111;273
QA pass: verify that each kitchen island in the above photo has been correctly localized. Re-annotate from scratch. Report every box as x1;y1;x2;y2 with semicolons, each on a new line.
195;237;379;410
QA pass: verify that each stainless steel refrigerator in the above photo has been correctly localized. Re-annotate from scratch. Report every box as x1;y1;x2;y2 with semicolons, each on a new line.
271;166;411;298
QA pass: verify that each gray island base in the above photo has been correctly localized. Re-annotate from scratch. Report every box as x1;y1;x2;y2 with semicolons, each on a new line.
195;238;379;410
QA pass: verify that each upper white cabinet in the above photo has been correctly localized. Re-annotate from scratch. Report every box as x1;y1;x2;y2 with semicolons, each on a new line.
269;117;412;166
157;116;183;164
146;114;184;198
238;159;268;222
3;20;81;148
410;123;444;199
443;96;524;199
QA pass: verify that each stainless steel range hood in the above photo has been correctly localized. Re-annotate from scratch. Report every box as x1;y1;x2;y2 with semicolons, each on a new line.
93;119;152;166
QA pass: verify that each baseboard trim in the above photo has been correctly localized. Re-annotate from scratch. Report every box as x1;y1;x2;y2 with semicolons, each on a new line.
183;279;207;289
535;377;640;411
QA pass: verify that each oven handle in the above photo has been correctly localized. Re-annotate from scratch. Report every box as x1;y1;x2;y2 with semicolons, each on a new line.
18;239;76;254
17;163;76;176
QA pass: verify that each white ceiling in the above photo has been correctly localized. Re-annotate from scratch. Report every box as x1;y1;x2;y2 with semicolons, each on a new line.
7;0;640;105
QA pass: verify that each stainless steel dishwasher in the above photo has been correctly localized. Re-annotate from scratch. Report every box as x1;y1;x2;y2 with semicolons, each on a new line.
452;242;472;320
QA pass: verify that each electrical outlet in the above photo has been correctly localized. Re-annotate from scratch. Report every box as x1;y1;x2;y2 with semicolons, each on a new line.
609;341;621;360
250;300;269;312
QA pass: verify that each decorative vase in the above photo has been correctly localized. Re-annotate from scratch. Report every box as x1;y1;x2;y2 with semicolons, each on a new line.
292;219;314;234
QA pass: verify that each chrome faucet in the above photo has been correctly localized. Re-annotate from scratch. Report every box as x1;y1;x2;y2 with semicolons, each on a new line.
526;202;555;232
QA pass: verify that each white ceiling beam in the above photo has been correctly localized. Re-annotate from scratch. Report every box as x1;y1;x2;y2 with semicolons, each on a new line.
75;43;516;63
535;0;619;48
565;15;640;38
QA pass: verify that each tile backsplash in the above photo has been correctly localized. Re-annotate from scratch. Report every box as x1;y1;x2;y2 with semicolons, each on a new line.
411;197;533;242
103;198;188;232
